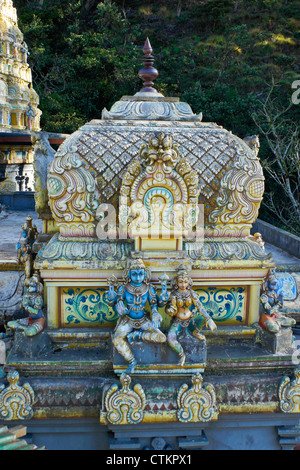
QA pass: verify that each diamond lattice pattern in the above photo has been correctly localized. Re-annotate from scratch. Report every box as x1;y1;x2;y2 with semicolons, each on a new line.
76;127;238;208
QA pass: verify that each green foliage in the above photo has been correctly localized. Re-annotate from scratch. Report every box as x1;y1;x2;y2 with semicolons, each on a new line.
15;0;142;130
193;0;235;30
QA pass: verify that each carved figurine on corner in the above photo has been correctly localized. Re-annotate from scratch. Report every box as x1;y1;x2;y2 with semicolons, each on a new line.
166;268;217;366
259;269;296;334
106;258;169;374
16;215;38;279
8;272;45;337
25;104;35;130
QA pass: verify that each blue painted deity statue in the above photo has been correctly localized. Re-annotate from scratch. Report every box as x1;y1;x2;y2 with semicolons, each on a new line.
166;268;217;366
259;269;296;334
107;258;170;373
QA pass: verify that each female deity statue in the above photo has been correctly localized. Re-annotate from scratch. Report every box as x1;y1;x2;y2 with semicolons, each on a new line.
259;269;296;333
107;258;169;374
166;268;217;366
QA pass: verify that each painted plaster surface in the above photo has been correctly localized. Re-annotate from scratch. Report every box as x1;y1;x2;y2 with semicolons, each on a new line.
1;38;300;450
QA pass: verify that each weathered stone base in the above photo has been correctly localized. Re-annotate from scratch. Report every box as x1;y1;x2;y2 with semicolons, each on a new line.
254;324;294;354
7;330;54;360
0;271;25;325
113;331;207;375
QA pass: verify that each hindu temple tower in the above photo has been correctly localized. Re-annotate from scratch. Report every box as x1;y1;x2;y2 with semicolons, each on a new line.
0;0;41;196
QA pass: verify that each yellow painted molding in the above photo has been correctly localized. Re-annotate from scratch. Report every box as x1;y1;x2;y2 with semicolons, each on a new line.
219;403;279;413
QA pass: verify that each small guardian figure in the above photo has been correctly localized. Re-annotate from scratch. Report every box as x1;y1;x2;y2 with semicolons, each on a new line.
166;268;217;366
259;269;296;333
107;258;169;374
20;215;38;247
8;273;45;336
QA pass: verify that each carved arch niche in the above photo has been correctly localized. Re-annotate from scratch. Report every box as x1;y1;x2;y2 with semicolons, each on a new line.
120;132;200;251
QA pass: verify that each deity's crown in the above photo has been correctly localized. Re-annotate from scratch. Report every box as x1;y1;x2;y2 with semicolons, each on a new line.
177;270;189;278
176;265;190;279
128;258;146;271
171;266;192;289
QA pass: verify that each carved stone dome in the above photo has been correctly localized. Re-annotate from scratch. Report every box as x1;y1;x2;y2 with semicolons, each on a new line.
47;41;264;241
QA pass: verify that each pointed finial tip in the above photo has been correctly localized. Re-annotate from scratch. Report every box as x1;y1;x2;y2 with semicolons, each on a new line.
143;37;152;55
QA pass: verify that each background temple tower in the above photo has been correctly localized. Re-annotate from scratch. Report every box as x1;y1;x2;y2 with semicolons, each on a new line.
0;0;41;131
0;0;42;198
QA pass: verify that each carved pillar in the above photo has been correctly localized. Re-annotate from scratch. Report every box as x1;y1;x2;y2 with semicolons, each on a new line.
46;285;60;329
3;109;9;126
16;110;22;127
248;283;261;325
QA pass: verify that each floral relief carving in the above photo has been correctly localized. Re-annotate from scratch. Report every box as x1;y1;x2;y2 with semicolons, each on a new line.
0;370;35;421
279;367;300;413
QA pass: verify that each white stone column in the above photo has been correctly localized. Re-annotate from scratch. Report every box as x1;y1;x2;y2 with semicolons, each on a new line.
16;110;22;127
4;109;9;126
0;339;6;365
4;40;9;56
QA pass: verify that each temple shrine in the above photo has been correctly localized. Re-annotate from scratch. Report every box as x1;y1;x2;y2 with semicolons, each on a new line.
0;0;42;197
0;36;300;451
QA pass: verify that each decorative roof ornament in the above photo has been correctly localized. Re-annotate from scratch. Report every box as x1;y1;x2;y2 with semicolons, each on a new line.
177;373;218;423
100;373;146;425
138;37;158;93
0;369;35;421
279;367;300;413
101;38;202;121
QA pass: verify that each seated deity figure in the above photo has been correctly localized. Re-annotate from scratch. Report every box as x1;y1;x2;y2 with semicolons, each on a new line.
8;272;45;337
107;259;169;374
259;269;296;334
166;268;217;366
